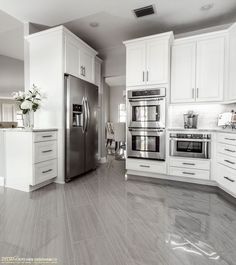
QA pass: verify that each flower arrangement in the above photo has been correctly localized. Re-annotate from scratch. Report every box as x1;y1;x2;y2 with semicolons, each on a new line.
12;84;41;114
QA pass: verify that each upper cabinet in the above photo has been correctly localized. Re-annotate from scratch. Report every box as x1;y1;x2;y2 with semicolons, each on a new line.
226;23;236;102
64;30;97;84
124;32;173;88
171;32;226;103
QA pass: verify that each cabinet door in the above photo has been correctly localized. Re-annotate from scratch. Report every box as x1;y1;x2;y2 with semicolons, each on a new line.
64;36;80;77
80;48;95;83
1;104;16;122
227;24;236;101
171;42;196;103
146;38;169;85
126;43;146;87
196;36;225;102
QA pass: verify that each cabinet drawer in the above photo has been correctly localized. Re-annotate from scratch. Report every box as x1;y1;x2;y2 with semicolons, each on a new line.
169;158;210;170
169;167;210;180
217;133;236;146
33;159;57;186
216;164;236;196
34;141;57;163
217;153;236;170
126;159;166;174
34;131;57;143
217;143;236;158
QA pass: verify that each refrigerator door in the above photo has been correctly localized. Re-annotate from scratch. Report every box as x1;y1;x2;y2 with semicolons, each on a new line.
65;75;86;181
85;83;98;172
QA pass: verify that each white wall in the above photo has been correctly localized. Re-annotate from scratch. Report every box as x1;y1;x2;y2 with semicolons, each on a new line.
169;103;236;129
109;86;125;123
0;55;24;98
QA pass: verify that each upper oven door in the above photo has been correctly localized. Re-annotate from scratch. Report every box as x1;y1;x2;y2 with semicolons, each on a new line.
128;98;165;128
170;138;211;159
127;128;165;160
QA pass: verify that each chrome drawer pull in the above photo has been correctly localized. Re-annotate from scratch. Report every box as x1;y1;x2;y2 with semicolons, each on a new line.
224;176;235;183
140;165;150;168
42;135;53;138
42;169;53;174
225;138;236;141
42;150;53;153
224;149;236;153
183;163;195;166
182;172;195;175
224;159;235;165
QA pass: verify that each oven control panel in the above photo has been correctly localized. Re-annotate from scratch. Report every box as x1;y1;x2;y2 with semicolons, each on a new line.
170;133;211;140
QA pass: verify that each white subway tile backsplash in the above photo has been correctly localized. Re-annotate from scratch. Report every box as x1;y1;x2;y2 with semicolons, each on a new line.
168;103;236;129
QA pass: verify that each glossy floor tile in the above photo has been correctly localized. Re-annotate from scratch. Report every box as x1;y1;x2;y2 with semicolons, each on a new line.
0;157;236;265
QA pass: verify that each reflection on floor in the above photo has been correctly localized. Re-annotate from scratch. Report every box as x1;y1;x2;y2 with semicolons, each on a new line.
0;157;236;265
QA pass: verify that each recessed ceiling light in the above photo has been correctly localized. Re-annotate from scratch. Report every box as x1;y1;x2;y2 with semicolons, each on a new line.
89;22;99;28
200;3;214;11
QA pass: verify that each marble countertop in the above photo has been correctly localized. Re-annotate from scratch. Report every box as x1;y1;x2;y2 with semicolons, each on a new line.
0;128;58;132
167;128;236;134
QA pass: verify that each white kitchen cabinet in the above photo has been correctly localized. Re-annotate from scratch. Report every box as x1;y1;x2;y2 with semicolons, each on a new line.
124;32;173;88
64;29;97;84
196;37;225;102
171;33;226;103
171;42;196;103
5;129;58;192
79;46;95;83
1;104;16;122
126;42;146;87
64;35;80;77
226;23;236;102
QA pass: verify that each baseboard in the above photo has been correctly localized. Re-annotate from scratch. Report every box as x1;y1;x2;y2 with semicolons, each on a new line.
99;157;107;164
0;176;5;187
54;180;65;184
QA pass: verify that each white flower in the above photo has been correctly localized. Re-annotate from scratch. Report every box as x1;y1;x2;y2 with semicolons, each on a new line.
21;100;33;110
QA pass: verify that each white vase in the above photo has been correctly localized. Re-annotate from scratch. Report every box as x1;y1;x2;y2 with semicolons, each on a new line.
23;111;34;128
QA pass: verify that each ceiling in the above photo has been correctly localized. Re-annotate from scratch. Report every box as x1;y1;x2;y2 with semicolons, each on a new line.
0;0;236;56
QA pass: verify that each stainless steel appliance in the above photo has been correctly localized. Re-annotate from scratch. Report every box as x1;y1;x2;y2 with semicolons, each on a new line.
127;88;166;128
170;133;211;159
65;74;98;182
127;128;165;160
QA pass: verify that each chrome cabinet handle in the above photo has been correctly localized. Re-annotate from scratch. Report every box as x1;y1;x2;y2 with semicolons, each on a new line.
42;169;53;174
224;176;235;183
225;138;236;141
183;163;195;166
42;135;52;138
192;88;195;99
147;71;149;82
224;159;235;165
142;71;145;82
224;148;236;153
140;165;150;168
81;66;84;76
182;172;195;175
42;150;53;153
84;67;86;77
196;88;199;98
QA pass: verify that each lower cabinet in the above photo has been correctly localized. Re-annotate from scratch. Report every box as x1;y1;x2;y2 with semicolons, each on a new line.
5;130;58;192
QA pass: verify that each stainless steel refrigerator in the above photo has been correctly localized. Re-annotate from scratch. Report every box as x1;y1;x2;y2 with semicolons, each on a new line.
65;74;98;182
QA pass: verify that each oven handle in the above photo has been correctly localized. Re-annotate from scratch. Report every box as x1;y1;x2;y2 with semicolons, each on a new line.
129;128;165;133
169;138;211;142
128;97;164;102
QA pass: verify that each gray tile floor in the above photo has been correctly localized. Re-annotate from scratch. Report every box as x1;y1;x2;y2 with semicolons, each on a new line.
0;157;236;265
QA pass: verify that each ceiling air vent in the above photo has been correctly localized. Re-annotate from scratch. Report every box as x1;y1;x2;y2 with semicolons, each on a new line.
133;5;155;18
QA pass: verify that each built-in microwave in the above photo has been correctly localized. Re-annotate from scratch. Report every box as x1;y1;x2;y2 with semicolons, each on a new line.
127;128;165;160
127;88;166;129
169;133;211;159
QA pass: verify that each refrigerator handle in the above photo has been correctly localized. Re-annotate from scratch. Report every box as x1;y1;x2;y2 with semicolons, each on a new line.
82;97;87;133
85;97;90;132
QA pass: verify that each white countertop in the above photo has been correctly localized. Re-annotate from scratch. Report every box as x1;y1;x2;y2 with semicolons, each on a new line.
167;127;236;134
0;128;58;132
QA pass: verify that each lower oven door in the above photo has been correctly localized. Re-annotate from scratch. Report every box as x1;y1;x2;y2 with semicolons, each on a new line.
170;138;211;159
127;128;165;160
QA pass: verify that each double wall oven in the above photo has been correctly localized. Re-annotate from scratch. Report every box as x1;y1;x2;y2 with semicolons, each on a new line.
127;88;166;161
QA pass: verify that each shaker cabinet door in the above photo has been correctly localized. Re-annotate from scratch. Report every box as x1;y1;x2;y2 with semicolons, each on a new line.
126;43;146;87
171;42;196;103
79;47;95;83
196;36;225;102
146;38;169;85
